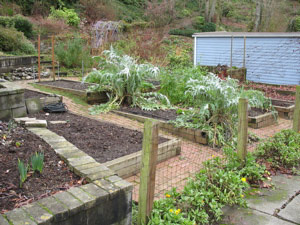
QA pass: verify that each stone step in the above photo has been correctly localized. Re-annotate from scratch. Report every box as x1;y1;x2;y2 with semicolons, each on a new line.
25;120;47;128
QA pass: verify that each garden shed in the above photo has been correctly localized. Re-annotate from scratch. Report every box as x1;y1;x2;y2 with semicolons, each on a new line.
193;32;300;85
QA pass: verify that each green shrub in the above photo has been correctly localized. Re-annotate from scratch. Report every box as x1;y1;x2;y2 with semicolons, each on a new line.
49;7;80;27
169;28;200;37
0;15;34;38
55;37;92;68
288;16;300;32
202;22;216;32
0;26;36;54
192;16;205;30
255;130;300;170
13;15;34;38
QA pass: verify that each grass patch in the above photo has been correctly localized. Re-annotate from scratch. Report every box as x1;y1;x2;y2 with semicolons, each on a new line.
30;83;89;107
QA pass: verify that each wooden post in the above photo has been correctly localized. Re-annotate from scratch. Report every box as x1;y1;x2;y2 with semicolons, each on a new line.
137;119;159;225
243;36;246;68
52;35;56;81
293;86;300;132
38;35;41;82
237;98;248;162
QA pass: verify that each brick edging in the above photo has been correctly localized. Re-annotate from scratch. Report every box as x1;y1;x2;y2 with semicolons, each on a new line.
1;127;132;225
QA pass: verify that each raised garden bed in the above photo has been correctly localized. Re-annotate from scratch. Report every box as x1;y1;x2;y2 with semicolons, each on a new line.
271;99;295;120
248;108;278;129
33;112;181;178
0;120;133;225
0;122;82;213
35;80;108;104
114;106;208;145
24;89;62;114
204;65;247;82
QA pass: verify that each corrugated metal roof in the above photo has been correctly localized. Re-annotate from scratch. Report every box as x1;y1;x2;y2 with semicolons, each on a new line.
193;32;300;38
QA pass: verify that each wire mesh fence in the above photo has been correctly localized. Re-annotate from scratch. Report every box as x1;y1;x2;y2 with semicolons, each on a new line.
120;112;293;204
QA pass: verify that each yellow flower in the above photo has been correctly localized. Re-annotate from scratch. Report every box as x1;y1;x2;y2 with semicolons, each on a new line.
166;194;171;198
175;209;181;215
241;194;244;198
241;177;247;182
212;155;215;158
169;209;173;213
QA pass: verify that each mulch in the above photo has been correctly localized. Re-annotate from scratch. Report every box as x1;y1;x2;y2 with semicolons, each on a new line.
248;108;270;117
0;122;83;213
40;80;91;91
32;112;169;163
119;106;178;121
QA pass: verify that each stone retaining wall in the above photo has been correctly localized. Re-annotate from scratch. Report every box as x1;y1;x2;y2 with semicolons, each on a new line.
0;56;38;74
1;128;133;225
0;82;27;121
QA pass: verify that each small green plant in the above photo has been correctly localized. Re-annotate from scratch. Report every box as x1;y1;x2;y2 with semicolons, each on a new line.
15;141;21;147
31;152;44;173
0;15;34;39
18;159;28;188
49;7;80;27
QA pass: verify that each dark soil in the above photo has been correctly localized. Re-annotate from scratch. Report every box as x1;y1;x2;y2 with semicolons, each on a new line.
24;89;48;99
40;80;91;91
32;112;168;163
271;99;294;107
119;106;178;121
0;122;83;213
248;108;268;117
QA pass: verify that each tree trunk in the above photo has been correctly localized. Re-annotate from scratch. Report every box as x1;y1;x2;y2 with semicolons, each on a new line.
253;0;263;31
205;0;210;22
208;0;217;22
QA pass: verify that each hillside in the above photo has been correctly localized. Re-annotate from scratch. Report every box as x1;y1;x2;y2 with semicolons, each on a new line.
0;0;300;65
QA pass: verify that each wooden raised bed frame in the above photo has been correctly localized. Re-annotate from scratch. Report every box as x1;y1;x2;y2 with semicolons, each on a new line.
112;110;208;145
271;99;295;120
248;111;278;129
35;80;108;104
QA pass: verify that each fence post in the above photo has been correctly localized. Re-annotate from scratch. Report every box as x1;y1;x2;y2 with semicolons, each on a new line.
237;98;248;162
137;119;159;225
293;86;300;132
52;35;56;81
38;35;41;82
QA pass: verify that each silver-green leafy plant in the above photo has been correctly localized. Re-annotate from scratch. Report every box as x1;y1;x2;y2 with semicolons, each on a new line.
31;152;44;173
170;73;274;147
18;159;28;188
83;47;171;113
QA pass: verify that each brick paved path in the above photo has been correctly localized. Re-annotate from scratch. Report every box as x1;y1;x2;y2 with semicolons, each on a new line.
17;78;293;201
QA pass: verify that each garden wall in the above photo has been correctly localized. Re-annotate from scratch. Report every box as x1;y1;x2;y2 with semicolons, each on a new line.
0;56;38;74
1;127;133;225
0;81;27;121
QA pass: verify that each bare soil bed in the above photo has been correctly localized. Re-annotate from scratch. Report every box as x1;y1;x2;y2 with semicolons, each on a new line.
0;122;82;213
33;112;168;163
248;108;269;117
40;80;91;90
119;106;178;121
24;89;48;99
271;99;294;107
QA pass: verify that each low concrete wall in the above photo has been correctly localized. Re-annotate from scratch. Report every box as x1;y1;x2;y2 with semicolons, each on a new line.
271;99;295;120
112;110;208;145
248;111;278;129
0;81;27;121
0;56;38;74
2;127;133;225
104;139;181;178
36;80;108;104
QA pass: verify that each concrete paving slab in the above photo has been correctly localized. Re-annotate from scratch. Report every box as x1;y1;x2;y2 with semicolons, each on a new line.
222;206;294;225
247;175;300;215
278;195;300;224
